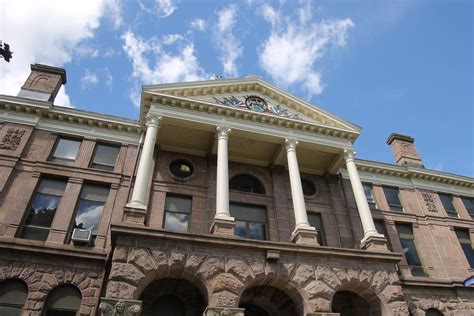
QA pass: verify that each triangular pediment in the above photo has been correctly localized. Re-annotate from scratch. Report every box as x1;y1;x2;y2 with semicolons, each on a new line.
141;76;360;135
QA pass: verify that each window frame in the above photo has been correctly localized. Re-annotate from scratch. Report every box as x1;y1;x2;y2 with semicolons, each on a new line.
438;193;458;218
90;142;121;171
49;136;82;166
454;228;474;268
230;202;268;240
229;174;266;195
362;183;377;210
307;212;326;246
19;177;68;241
461;197;474;218
374;219;392;251
395;223;426;277
163;195;192;233
383;186;404;212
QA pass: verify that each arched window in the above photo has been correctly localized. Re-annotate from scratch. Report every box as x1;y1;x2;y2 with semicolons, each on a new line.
43;284;81;316
229;174;265;194
426;308;443;316
0;279;28;316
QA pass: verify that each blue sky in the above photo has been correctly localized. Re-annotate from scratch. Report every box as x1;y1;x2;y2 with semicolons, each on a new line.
1;0;472;176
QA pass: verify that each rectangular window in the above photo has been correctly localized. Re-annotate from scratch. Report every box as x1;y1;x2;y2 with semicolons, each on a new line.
395;223;425;277
439;193;458;218
374;219;392;251
19;178;67;241
363;183;377;210
230;203;267;240
308;212;326;246
164;195;192;232
50;137;81;165
461;197;474;218
455;229;474;268
383;187;403;212
90;143;120;171
72;183;110;235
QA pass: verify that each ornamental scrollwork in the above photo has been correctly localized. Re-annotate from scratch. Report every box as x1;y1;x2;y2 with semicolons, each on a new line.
0;128;26;150
421;192;437;212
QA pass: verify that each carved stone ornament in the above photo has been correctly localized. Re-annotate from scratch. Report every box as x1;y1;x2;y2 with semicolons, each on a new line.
145;113;162;127
285;138;298;151
99;298;142;316
0;128;26;150
216;126;231;139
204;307;245;316
421;192;437;212
343;149;356;162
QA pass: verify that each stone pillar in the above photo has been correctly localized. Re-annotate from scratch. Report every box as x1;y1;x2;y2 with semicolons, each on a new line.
124;113;161;224
99;298;142;316
343;149;388;251
211;126;235;236
285;139;318;246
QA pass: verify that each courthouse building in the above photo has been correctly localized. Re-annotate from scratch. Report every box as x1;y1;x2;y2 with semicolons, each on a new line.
0;64;473;316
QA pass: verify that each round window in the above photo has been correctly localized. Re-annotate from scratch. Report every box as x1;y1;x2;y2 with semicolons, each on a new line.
301;179;317;196
170;159;194;179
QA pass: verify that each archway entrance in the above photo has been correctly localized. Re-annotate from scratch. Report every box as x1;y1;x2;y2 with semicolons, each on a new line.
140;278;206;316
332;291;377;316
239;286;300;316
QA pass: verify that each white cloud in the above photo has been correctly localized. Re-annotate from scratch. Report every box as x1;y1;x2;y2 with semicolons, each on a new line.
213;4;242;77
258;3;354;95
105;0;123;29
162;34;184;45
81;69;99;89
138;0;178;18
121;30;207;107
0;0;107;107
190;18;207;32
259;4;279;27
74;44;100;58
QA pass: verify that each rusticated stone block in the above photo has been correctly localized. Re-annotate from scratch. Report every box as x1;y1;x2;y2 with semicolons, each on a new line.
303;280;333;300
310;298;332;312
113;246;129;262
209;290;239;307
198;257;224;280
227;258;253;284
209;273;244;294
204;306;245;316
109;263;144;286
150;250;169;274
169;251;186;277
315;266;340;289
292;264;315;286
381;285;404;303
185;254;206;271
106;281;137;299
42;273;58;287
247;259;265;280
371;270;389;293
128;248;156;273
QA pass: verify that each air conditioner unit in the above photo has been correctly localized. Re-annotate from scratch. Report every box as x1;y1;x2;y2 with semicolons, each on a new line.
71;228;92;245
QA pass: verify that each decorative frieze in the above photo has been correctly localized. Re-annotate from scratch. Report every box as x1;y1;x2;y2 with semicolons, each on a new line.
0;128;25;150
99;298;142;316
421;192;437;212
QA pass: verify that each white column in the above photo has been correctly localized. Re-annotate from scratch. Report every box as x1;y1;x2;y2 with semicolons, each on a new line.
215;126;233;219
343;149;380;239
285;139;311;229
128;113;161;208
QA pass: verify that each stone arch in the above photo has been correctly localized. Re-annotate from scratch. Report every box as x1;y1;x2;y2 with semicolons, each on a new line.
0;278;29;313
228;165;273;196
331;290;381;316
42;283;82;315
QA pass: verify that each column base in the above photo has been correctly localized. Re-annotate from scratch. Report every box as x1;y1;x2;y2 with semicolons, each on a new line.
210;217;235;237
204;307;245;316
99;298;142;316
291;227;319;246
123;203;147;225
360;233;389;252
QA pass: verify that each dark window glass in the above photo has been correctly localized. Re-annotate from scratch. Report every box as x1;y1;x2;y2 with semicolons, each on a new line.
374;219;392;251
72;184;109;235
439;194;458;218
230;203;267;240
20;178;67;241
383;187;403;212
455;229;474;268
170;159;194;179
229;175;265;194
461;197;474;218
91;143;120;171
44;285;81;316
50;138;81;165
396;224;425;277
0;279;28;316
363;183;377;209
308;213;326;246
164;196;192;232
426;308;443;316
301;179;316;196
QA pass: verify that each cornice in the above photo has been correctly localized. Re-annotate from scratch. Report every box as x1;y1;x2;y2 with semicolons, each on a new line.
0;94;142;136
350;158;474;191
143;91;359;143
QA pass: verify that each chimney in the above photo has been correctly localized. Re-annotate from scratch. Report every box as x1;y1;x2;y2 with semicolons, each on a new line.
386;133;424;168
17;64;67;103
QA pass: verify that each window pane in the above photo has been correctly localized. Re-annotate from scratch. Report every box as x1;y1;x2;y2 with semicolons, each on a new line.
235;221;246;238
37;178;67;196
73;200;104;234
0;306;22;316
363;184;373;199
24;194;60;227
374;220;386;235
164;213;189;232
308;213;326;246
384;187;403;211
461;197;473;217
439;194;457;216
400;239;422;266
230;204;267;222
455;229;474;268
80;184;110;202
165;196;192;214
248;222;265;240
92;144;120;167
52;138;81;161
19;226;49;240
229;175;265;194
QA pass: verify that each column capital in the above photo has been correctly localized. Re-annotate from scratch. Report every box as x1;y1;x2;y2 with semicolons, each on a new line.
145;113;162;128
343;149;356;162
216;126;232;139
285;138;299;151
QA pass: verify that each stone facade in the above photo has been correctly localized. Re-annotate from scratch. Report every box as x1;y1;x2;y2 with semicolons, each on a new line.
0;65;473;315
